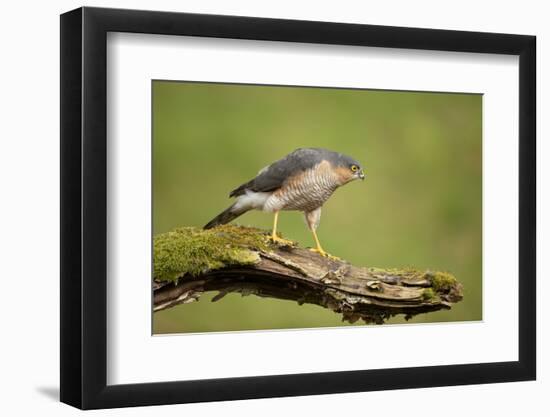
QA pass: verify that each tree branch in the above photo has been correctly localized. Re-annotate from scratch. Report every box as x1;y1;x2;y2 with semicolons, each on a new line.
153;226;463;325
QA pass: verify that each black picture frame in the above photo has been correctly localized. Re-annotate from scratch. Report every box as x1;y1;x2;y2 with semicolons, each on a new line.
60;6;536;410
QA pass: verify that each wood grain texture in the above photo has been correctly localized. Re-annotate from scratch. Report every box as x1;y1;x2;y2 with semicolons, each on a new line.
153;244;463;325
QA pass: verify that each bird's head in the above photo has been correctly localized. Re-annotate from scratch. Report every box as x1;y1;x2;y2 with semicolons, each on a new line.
332;153;365;185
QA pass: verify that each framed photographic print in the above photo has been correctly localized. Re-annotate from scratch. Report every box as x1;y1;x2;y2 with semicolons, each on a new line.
60;6;536;409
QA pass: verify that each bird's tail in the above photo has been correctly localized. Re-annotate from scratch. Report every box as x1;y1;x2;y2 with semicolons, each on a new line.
204;203;249;229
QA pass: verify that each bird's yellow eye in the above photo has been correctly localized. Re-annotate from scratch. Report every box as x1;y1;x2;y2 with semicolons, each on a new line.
350;165;358;172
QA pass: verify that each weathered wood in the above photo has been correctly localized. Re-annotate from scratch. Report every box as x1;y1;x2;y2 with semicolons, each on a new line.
153;228;463;324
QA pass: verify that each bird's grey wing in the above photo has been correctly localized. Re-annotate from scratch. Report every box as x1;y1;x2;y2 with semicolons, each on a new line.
229;148;325;197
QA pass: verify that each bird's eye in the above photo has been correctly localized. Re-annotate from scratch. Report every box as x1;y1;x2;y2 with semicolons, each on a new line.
350;165;359;172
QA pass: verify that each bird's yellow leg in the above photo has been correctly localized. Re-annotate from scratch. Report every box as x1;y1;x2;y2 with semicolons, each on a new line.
271;212;294;246
310;229;327;257
310;230;340;260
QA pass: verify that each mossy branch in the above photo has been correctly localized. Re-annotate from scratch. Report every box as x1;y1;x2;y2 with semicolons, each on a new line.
153;225;463;324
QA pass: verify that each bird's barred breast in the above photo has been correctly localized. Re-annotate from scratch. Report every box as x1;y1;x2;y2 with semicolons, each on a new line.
263;160;340;212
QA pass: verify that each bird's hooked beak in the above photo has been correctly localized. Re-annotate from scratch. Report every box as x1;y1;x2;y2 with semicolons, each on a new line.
358;169;365;180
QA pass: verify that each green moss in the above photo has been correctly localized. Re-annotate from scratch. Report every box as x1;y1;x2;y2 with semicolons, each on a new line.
368;267;458;295
153;225;274;283
369;267;425;279
368;266;427;280
428;271;457;292
422;288;435;301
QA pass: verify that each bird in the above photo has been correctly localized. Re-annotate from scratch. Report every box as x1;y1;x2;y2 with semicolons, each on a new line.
204;147;365;257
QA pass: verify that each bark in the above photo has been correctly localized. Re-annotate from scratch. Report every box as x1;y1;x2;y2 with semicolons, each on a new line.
153;244;463;325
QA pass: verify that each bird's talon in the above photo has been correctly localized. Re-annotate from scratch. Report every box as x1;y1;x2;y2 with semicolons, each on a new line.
309;247;340;260
271;235;295;246
309;247;326;257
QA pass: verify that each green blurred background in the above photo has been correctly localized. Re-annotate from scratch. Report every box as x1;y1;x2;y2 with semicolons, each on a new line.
152;81;482;334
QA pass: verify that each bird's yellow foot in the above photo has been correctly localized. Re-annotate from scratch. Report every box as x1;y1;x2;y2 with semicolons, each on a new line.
309;247;341;260
271;234;295;246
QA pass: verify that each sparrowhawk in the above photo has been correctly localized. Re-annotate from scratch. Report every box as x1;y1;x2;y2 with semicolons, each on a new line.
204;147;365;257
